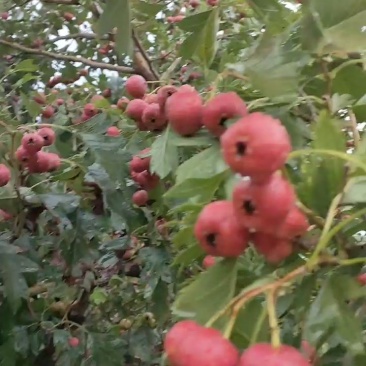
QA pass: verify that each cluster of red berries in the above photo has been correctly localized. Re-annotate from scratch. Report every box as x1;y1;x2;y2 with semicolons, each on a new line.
129;148;160;207
15;127;61;173
194;108;309;264
164;320;311;365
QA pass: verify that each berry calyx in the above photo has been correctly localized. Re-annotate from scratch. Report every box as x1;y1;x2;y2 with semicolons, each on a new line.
202;92;248;137
37;127;56;146
232;173;296;233
132;190;149;206
194;200;249;257
21;133;44;154
125;75;148;99
164;320;239;366
0;164;11;186
239;343;310;366
220;112;291;183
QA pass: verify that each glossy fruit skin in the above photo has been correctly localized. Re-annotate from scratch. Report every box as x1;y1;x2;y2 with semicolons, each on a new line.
232;173;296;233
202;255;216;269
132;190;149;206
252;232;293;264
157;85;178;110
202;92;248;137
165;89;203;136
37;127;56;146
15;146;35;164
220;112;291;183
164;320;239;366
194;200;249;257
125;99;148;129
275;206;309;240
28;151;60;173
42;106;55;118
239;343;311;366
68;337;79;347
125;75;148;99
142;103;167;131
117;97;129;111
21;133;44;154
144;93;159;104
129;148;151;173
0;164;11;186
106;126;120;137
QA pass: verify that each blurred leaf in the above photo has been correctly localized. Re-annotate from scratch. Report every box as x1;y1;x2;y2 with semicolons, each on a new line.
342;176;366;204
13;59;37;73
173;245;204;267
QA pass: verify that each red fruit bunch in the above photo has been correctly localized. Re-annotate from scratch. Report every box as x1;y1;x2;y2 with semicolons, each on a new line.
15;127;61;174
129;148;160;205
193;111;309;264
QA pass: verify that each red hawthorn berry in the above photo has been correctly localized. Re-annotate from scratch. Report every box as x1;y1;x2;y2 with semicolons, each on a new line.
1;12;9;20
0;164;11;186
117;97;130;111
207;0;219;5
189;0;200;8
56;98;64;106
155;218;169;237
84;103;98;117
46;152;61;171
129;148;151;173
102;88;112;98
125;99;148;125
37;127;56;146
357;273;366;286
275;206;309;240
21;133;44;154
239;343;310;366
220;112;292;183
132;190;149;206
131;170;159;191
142;103;167;132
63;12;75;21
125;75;148;99
194;200;249;257
232;173;296;233
202;92;248;137
106;126;120;137
164;320;239;366
68;337;79;348
144;93;159;104
81;112;90;122
15;146;34;165
165;88;203;136
33;93;47;105
252;232;293;264
202;255;216;269
42;106;55;119
157;85;178;111
29;151;60;173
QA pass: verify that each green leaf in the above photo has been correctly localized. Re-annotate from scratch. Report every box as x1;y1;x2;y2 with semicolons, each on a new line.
342;176;366;204
172;258;238;325
303;273;366;354
302;0;366;54
150;126;179;179
96;0;132;56
178;10;213;32
176;145;228;183
172;245;205;267
13;59;37;73
135;1;165;17
90;287;108;305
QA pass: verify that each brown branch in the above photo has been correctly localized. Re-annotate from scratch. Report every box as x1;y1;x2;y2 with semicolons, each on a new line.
0;39;135;74
42;0;79;4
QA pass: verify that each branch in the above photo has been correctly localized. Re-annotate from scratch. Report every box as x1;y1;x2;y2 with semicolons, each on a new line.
42;0;79;4
0;39;134;74
50;32;101;42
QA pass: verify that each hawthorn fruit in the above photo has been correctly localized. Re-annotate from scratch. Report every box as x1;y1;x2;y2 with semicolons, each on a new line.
0;164;11;187
194;200;249;257
117;97;129;111
142;103;167;131
239;343;310;366
202;92;248;137
164;320;239;366
42;106;55;119
68;337;79;347
357;273;366;286
220;112;291;183
202;255;216;269
21;133;44;154
106;126;120;137
157;85;178;110
125;75;148;99
37;127;56;146
276;206;309;240
129;148;151;173
125;99;149;129
132;190;149;206
15;146;34;165
144;93;159;104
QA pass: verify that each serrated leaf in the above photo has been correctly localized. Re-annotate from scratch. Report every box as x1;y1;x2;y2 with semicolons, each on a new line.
172;258;238;324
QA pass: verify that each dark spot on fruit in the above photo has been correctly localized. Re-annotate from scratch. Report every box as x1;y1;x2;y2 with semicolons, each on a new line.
219;115;227;126
206;233;216;247
243;200;256;215
236;141;247;156
167;91;173;96
151;118;156;123
29;138;34;143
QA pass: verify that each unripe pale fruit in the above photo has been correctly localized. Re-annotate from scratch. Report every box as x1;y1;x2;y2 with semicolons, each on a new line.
252;232;293;264
157;85;178;111
142;103;167;131
0;164;11;186
165;89;203;136
202;92;248;137
21;133;44;154
144;93;159;104
220;113;291;183
130;148;151;173
68;337;79;347
202;255;216;269
106;126;120;137
125;99;148;122
275;206;309;240
164;320;239;366
42;106;55;119
194;200;249;257
117;97;130;111
125;75;148;99
232;173;296;233
239;343;311;366
132;190;149;206
37;127;56;146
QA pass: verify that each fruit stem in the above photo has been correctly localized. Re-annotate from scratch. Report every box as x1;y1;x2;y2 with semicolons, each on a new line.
266;290;281;349
223;309;238;339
